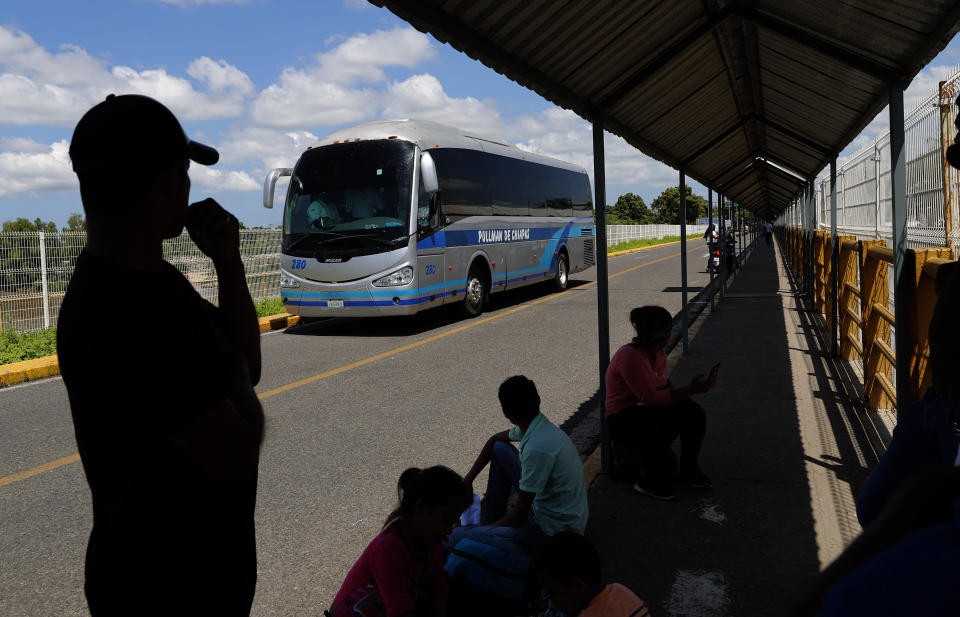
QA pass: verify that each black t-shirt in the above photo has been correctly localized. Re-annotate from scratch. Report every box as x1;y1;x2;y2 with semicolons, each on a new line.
57;250;263;615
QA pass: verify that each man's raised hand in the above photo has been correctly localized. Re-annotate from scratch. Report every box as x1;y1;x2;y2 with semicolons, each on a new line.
186;198;241;267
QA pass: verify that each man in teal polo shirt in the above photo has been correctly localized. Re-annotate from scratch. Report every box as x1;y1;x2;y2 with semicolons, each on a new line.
453;375;588;548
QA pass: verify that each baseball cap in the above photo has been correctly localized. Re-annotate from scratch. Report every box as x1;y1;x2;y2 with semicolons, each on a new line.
69;94;218;173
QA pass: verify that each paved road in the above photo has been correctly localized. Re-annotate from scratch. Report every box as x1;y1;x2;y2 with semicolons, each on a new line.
0;240;714;616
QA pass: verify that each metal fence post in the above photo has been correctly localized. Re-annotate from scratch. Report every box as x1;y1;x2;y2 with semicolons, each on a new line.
831;159;839;357
719;193;727;296
874;144;881;239
680;168;689;353
890;83;912;417
39;231;50;329
708;188;715;311
593;121;612;473
940;80;956;252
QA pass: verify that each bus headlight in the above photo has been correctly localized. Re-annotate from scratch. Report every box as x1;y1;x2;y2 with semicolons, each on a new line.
372;266;414;287
280;272;301;288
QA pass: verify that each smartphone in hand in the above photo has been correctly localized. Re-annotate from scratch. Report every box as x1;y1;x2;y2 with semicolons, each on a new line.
709;362;720;378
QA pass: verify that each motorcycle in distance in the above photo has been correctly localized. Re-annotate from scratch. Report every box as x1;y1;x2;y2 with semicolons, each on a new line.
705;230;720;274
706;230;736;275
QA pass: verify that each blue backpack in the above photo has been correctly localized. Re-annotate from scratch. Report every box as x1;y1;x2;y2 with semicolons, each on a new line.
444;535;532;598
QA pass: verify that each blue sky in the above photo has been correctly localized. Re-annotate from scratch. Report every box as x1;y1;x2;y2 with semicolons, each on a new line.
1;0;959;228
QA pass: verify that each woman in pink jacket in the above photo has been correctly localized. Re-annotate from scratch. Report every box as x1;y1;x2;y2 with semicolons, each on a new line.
604;306;717;500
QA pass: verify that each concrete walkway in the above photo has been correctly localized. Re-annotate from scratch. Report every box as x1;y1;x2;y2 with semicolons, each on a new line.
585;236;896;617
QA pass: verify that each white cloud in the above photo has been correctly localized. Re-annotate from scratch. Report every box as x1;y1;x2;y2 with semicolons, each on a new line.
187;57;255;96
0;26;255;126
218;126;318;170
249;26;435;129
0;136;51;153
0;73;91;125
314;26;434;85
111;64;250;121
189;166;259;192
382;74;505;135
0;28;107;86
0;139;77;197
250;73;380;128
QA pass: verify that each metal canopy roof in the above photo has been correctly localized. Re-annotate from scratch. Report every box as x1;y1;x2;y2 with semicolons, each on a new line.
370;0;960;217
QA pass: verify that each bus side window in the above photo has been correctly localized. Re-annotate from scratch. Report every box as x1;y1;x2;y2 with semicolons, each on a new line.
432;148;491;218
572;172;593;211
490;154;528;216
526;162;548;216
544;167;572;216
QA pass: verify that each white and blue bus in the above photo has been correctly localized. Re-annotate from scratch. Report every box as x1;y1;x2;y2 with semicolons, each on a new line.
263;119;596;317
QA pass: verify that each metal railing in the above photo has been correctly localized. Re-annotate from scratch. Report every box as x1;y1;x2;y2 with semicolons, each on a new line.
0;230;281;333
782;226;953;410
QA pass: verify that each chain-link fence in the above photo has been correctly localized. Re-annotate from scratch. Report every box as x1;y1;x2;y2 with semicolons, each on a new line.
807;64;960;249
2;223;708;332
0;230;281;333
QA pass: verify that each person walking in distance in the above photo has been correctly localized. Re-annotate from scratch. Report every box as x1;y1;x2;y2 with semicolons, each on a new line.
58;94;265;616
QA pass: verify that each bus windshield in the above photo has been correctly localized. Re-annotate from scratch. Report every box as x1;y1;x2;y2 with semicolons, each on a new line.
284;140;414;247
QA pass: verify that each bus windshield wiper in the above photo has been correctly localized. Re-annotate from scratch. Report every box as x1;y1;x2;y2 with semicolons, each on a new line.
285;231;349;252
313;234;407;249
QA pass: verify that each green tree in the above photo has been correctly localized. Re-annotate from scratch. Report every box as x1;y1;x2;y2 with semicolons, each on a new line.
650;185;707;224
63;213;86;232
2;217;57;233
605;192;653;224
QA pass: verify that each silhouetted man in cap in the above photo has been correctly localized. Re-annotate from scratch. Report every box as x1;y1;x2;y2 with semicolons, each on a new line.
58;94;264;615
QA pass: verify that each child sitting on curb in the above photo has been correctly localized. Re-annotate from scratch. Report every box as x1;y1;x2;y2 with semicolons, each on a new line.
533;531;650;617
326;466;472;617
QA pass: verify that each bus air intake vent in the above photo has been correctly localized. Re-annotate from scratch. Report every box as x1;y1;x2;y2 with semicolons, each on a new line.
584;239;595;266
580;227;594;236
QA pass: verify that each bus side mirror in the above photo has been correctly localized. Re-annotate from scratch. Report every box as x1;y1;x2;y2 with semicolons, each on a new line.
263;168;293;209
420;151;439;195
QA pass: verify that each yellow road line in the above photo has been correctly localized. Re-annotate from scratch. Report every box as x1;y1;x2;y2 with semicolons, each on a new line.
0;453;80;488
0;246;688;488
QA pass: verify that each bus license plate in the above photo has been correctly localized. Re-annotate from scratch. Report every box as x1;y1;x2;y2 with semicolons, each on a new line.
327;299;344;309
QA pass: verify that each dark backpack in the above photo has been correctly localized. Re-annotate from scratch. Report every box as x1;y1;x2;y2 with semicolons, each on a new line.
444;535;531;598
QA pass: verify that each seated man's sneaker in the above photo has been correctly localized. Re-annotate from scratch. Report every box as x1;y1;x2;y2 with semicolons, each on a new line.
678;466;712;490
633;478;677;500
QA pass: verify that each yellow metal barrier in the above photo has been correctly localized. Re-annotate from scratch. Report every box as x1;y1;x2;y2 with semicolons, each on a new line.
906;249;952;401
860;239;893;410
783;226;955;411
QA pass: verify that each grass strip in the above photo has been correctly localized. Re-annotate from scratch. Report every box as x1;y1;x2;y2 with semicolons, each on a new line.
0;297;285;367
254;296;285;317
0;328;57;365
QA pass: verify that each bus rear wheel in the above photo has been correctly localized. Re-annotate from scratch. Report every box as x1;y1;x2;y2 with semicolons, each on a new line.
462;265;487;317
553;251;569;292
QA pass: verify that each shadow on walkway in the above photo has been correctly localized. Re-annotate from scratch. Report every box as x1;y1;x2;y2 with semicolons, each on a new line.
585;237;889;617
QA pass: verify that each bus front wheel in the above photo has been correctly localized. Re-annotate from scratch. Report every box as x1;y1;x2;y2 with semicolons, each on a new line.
553;251;569;292
462;265;487;317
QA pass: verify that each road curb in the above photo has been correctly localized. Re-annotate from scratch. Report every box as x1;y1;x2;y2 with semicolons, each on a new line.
0;312;301;388
0;355;60;388
607;239;683;258
258;312;301;332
